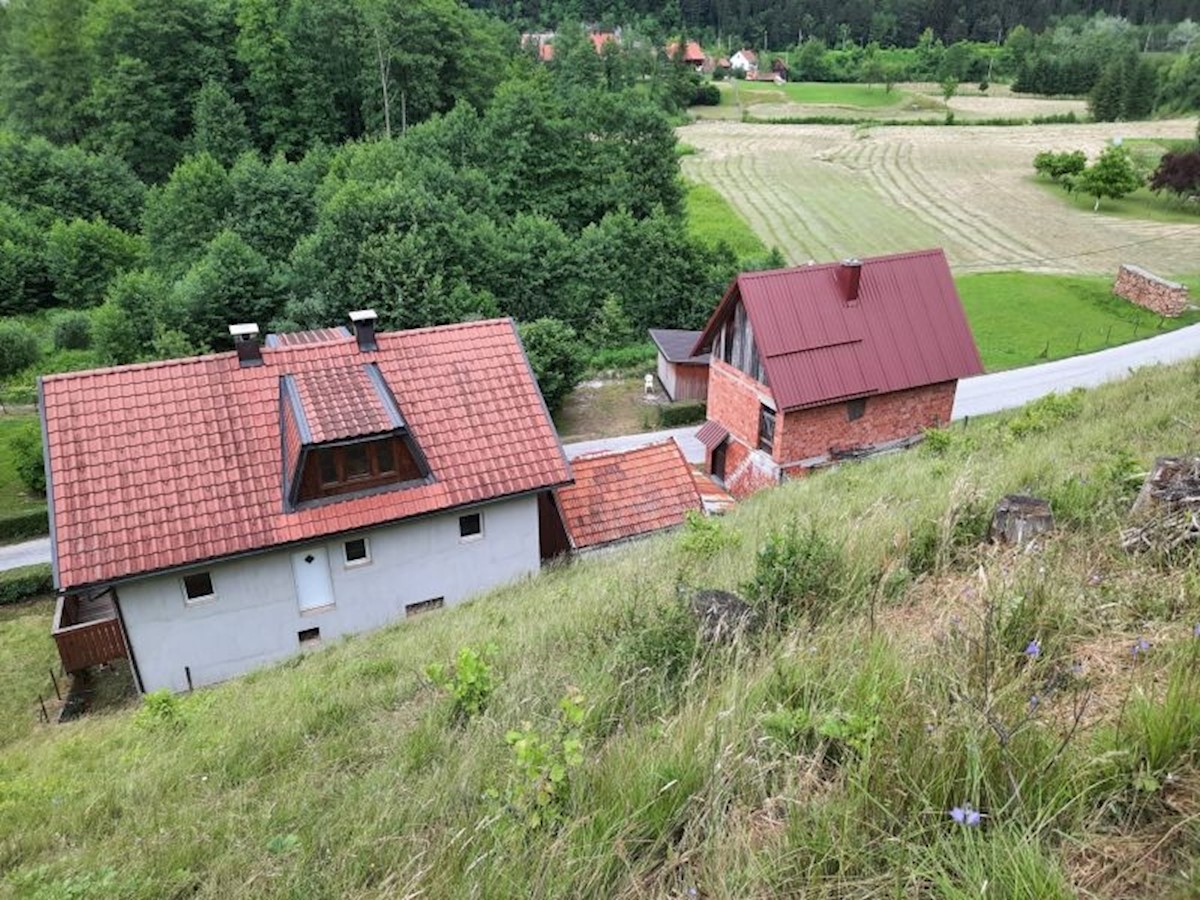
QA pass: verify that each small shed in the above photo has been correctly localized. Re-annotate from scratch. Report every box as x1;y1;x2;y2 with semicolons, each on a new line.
649;328;710;402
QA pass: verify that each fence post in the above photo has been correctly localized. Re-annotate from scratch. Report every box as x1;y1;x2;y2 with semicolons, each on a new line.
1105;325;1112;346
38;695;49;724
49;669;61;702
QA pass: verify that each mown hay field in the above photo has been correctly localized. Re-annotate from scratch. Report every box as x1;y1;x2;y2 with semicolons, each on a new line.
679;119;1200;276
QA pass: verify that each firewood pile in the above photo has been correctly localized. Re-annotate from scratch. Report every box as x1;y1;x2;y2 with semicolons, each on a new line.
1120;456;1200;553
990;494;1054;545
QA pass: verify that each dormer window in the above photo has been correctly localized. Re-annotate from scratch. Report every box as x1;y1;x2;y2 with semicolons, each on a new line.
281;363;431;509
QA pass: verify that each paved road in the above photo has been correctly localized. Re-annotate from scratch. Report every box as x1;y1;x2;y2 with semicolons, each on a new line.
0;537;51;572
8;325;1198;574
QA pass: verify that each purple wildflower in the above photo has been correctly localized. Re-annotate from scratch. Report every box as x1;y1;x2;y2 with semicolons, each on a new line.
1193;623;1200;638
1025;639;1041;659
1132;637;1151;657
1029;694;1040;712
950;804;981;827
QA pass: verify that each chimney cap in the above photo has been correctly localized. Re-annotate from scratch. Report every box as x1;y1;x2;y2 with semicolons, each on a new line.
841;257;862;267
228;322;260;338
349;309;378;323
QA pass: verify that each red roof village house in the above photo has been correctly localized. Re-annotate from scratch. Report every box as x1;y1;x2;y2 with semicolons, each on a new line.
40;314;573;692
692;249;983;498
666;40;706;67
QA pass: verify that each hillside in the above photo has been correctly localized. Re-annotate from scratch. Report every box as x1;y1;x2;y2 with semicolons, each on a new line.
4;361;1200;898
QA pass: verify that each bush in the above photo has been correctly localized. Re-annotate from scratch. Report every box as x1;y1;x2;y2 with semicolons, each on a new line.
743;521;845;627
426;646;497;724
691;83;721;106
519;318;585;414
657;400;706;428
52;311;92;350
0;506;49;541
1034;150;1087;182
1008;389;1085;438
8;422;46;495
0;563;53;605
0;321;40;379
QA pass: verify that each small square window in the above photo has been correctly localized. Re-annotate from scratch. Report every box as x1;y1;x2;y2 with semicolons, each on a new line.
375;441;395;473
182;572;215;603
459;513;483;540
847;398;867;421
344;537;370;565
344;444;370;480
298;626;321;644
406;597;444;617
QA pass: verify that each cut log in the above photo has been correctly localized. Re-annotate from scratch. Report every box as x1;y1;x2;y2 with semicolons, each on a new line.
1121;456;1200;553
990;495;1055;546
689;589;756;643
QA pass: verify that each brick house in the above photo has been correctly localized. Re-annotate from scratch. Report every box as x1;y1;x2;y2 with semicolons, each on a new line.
692;249;983;497
40;313;572;692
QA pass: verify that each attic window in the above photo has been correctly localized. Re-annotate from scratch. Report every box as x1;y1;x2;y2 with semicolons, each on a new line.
182;572;215;604
459;513;483;540
300;437;423;503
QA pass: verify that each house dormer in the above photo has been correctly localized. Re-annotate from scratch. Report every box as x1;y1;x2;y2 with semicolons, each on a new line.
281;362;430;508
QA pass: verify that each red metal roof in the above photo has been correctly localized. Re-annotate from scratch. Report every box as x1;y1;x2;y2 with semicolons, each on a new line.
694;249;983;411
556;440;703;549
41;319;572;591
696;420;729;451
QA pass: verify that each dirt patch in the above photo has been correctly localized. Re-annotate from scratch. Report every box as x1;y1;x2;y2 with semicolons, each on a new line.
554;377;667;442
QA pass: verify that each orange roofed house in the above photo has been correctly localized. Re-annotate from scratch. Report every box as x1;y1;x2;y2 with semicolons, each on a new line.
693;249;983;498
40;313;573;693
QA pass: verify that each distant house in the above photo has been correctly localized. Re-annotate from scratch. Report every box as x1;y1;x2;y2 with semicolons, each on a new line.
41;313;572;692
691;249;984;498
649;328;710;402
591;31;618;53
521;31;555;62
730;49;758;75
555;441;704;552
666;40;706;70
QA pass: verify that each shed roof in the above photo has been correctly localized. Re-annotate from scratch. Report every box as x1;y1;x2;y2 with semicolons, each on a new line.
694;249;983;412
40;318;572;591
648;328;710;365
557;440;702;549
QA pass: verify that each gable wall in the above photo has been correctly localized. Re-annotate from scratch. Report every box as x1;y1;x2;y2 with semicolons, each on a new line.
707;359;773;451
117;494;539;693
775;381;956;465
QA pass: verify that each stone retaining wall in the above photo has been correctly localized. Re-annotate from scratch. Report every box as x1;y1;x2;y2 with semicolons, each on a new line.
1114;264;1190;318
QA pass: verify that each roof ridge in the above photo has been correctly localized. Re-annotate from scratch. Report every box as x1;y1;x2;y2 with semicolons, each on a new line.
738;247;944;281
572;438;680;463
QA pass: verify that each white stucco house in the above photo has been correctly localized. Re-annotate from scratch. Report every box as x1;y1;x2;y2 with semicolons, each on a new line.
41;313;573;693
730;48;758;75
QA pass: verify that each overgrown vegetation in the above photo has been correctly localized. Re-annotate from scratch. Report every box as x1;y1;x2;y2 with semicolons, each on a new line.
7;357;1200;896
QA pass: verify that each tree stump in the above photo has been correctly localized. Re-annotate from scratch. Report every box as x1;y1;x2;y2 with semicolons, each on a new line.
990;495;1054;545
1121;456;1200;553
689;589;756;643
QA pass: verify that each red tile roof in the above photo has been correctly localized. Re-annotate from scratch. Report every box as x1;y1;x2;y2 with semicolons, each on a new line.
41;319;572;591
556;440;703;550
666;40;705;63
265;327;350;348
289;364;397;443
694;249;983;412
590;32;617;52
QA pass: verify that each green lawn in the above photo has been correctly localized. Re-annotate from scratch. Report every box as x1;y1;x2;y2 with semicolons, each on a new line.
731;79;906;108
684;179;769;261
0;413;45;518
0;597;58;748
958;271;1200;371
1032;176;1200;225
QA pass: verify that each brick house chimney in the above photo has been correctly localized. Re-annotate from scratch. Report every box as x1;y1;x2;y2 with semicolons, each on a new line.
228;323;262;367
839;258;862;305
349;309;378;352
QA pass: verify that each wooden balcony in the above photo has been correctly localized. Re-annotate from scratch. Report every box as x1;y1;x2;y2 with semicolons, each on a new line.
53;589;128;675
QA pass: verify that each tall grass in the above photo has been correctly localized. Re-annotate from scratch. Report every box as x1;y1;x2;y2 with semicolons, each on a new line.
5;360;1200;896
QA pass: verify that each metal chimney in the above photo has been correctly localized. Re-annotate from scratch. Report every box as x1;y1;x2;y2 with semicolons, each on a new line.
228;323;262;367
349;309;378;352
840;258;862;304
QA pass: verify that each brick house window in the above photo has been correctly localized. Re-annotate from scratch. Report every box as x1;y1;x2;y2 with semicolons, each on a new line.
758;405;776;453
847;398;867;421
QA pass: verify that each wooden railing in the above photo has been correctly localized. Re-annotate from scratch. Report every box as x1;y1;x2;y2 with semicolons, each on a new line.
52;591;128;674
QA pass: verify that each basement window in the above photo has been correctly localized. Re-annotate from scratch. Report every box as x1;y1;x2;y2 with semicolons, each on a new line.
406;597;444;617
847;398;867;422
344;537;370;566
182;572;215;605
459;513;483;541
758;405;776;454
298;627;321;645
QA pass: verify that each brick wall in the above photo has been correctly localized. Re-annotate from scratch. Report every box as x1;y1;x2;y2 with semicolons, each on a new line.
722;438;780;499
707;359;773;449
1113;264;1190;318
774;381;956;465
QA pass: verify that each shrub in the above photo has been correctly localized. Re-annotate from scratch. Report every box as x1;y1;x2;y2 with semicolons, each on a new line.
519;318;585;413
1033;150;1087;182
52;311;92;350
743;521;844;627
0;506;49;541
8;422;46;495
691;83;721;106
0;321;39;379
678;509;740;558
1008;389;1085;438
136;689;187;731
426;645;497;724
657;400;706;428
0;563;53;605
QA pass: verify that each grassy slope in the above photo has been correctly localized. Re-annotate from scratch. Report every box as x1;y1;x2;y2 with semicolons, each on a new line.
0;598;58;749
684;180;769;260
957;272;1200;371
1031;176;1200;225
0;413;46;518
5;363;1200;897
734;80;906;108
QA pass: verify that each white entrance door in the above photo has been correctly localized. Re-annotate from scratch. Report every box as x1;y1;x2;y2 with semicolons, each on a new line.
291;547;335;612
